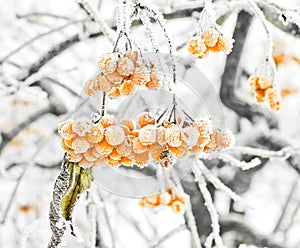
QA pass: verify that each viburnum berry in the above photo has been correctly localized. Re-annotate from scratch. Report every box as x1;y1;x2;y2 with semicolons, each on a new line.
58;111;235;169
187;28;234;58
248;75;282;111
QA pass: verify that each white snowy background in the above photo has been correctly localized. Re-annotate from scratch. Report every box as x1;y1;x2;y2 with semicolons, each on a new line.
0;0;300;247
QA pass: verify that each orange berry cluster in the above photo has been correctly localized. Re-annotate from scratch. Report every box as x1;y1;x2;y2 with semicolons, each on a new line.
58;115;128;168
127;112;234;167
187;28;234;58
83;50;161;98
139;188;188;214
248;75;282;111
58;112;234;169
58;114;155;168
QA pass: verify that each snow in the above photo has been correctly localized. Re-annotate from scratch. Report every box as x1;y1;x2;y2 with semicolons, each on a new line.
0;0;300;247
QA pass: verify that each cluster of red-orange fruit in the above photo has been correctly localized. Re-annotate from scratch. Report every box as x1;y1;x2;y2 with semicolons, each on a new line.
139;188;189;214
58;111;235;169
187;28;234;58
248;75;282;111
83;50;161;98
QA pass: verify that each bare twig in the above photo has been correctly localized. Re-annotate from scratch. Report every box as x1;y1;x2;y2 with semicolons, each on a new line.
7;1;300;83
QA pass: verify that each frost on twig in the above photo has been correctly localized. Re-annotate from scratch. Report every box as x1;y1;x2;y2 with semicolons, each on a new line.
255;132;300;175
48;158;70;248
15;4;206;82
246;0;275;67
48;157;93;247
230;145;296;159
192;165;225;248
204;232;214;248
258;0;300;28
139;10;169;84
184;200;203;248
197;0;217;32
78;0;116;44
171;171;202;248
220;10;278;128
196;159;243;203
136;0;177;85
87;201;97;248
202;152;262;170
116;0;132;33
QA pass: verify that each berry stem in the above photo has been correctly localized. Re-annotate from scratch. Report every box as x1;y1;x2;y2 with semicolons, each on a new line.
101;92;106;117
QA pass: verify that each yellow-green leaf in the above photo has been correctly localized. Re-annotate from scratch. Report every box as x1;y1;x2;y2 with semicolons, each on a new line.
61;162;93;221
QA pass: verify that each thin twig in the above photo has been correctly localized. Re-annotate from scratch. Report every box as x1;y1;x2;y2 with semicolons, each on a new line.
78;0;116;44
17;3;202;82
0;132;53;224
258;1;300;37
16;12;71;20
170;171;202;248
0;105;51;155
151;225;186;248
193;165;225;248
0;19;86;63
100;92;106;117
97;189;116;248
273;179;299;233
197;159;244;203
119;209;151;243
255;132;300;175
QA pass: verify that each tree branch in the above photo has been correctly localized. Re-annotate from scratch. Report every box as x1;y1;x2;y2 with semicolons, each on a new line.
259;2;300;38
18;5;203;82
255;132;300;175
0;80;67;155
0;106;51;155
220;11;278;128
221;217;289;248
0;19;85;64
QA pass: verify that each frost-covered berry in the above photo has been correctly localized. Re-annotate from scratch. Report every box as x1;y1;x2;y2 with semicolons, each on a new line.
105;125;125;146
202;28;219;47
72;117;92;137
187;36;207;57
